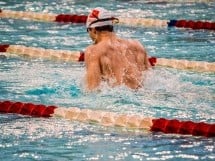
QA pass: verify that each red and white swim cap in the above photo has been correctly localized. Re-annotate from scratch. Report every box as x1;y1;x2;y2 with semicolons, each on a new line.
86;7;118;28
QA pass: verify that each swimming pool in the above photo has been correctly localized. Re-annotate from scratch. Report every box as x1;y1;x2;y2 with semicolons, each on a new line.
0;0;215;160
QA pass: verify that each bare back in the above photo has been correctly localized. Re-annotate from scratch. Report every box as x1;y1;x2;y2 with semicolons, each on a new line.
85;35;148;90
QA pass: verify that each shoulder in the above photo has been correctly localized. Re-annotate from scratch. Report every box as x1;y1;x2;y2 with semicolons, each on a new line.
85;44;94;54
85;44;97;56
121;39;145;53
84;44;101;62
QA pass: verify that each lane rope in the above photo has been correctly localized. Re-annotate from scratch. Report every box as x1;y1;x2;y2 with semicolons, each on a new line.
0;44;83;62
0;9;214;30
0;9;86;23
1;44;214;72
0;100;214;137
168;19;215;30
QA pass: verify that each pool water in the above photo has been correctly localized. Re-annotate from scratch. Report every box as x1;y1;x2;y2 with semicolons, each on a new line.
0;0;215;161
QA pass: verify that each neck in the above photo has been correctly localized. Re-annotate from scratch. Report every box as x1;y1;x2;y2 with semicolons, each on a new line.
95;31;115;44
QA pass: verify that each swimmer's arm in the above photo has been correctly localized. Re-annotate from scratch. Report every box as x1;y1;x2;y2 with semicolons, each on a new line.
135;40;149;70
143;47;149;69
85;49;101;91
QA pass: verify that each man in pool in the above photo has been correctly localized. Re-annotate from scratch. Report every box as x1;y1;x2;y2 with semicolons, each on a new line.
84;7;149;91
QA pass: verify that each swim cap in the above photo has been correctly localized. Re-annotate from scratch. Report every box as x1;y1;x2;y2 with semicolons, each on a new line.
86;7;118;28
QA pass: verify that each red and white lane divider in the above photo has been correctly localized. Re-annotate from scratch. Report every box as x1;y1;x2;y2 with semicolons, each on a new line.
0;9;166;27
0;9;87;23
0;44;214;72
0;100;214;137
0;44;84;62
1;9;214;30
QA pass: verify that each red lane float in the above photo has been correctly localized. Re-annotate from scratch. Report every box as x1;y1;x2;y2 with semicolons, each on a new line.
79;51;85;62
55;14;87;23
0;100;56;117
168;20;215;30
151;118;215;137
0;44;9;52
0;100;214;137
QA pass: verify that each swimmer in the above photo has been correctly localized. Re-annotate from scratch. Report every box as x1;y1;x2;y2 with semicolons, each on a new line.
85;7;149;91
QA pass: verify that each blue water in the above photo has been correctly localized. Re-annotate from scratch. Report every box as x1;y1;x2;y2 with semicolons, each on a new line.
0;0;215;161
